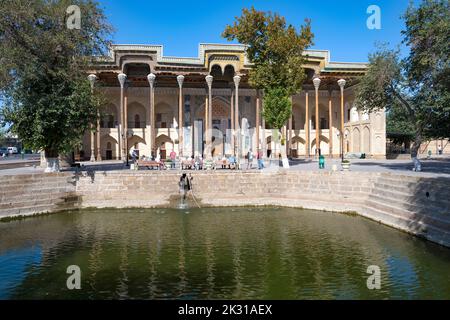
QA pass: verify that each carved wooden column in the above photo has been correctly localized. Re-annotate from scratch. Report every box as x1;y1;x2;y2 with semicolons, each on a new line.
313;77;321;156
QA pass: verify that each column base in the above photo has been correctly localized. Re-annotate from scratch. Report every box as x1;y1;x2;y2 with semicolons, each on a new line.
90;154;96;162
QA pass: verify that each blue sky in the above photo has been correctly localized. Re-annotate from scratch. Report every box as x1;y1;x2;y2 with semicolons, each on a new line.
97;0;417;63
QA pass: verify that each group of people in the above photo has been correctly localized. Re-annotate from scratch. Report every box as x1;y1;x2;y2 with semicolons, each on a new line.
129;147;266;170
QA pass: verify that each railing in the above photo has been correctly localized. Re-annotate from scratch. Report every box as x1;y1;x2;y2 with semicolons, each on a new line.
100;121;118;129
127;122;146;129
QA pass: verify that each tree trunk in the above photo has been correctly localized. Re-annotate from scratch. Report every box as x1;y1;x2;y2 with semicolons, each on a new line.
411;132;423;172
44;148;60;173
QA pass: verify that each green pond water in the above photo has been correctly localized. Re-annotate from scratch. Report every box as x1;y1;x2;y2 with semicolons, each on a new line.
0;207;450;300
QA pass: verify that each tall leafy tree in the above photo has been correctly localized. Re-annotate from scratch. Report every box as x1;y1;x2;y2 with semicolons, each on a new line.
0;0;112;170
223;7;313;143
355;0;449;167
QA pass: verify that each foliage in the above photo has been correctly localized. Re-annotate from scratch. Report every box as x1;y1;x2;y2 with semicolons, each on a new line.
223;7;313;131
0;0;112;157
355;0;450;157
386;104;415;145
262;87;292;131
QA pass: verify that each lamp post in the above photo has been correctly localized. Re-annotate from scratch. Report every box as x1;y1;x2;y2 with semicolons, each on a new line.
338;79;346;162
88;74;97;162
313;77;321;157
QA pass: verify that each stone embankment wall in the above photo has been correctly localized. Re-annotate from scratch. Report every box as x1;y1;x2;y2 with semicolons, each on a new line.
1;170;449;247
0;173;79;218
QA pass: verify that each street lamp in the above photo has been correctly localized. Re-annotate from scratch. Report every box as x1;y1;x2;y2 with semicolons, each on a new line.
337;79;346;162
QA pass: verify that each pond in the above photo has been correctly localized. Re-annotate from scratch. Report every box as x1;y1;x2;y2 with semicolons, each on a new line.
0;207;449;299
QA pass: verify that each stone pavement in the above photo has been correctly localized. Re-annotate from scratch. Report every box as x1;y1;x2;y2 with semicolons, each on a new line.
1;157;449;177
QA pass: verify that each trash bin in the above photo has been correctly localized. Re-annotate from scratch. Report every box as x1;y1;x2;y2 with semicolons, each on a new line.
319;155;325;169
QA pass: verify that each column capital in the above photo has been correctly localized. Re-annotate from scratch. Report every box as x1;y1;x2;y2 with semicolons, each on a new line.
233;75;241;88
87;74;97;89
313;77;321;90
118;73;127;88
147;73;156;87
338;79;346;91
177;75;185;88
205;75;213;88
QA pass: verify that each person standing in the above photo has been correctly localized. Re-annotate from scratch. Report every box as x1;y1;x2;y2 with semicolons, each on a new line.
170;149;176;169
257;149;265;170
247;149;254;170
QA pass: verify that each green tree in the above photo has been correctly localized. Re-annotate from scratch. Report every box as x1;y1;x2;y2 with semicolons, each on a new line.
262;87;291;131
0;0;112;170
355;0;449;168
223;7;313;156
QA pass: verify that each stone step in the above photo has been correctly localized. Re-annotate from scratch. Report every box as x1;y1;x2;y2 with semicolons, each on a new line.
370;187;450;209
362;205;450;248
376;176;450;190
0;189;74;201
0;201;78;218
365;198;450;231
368;191;450;217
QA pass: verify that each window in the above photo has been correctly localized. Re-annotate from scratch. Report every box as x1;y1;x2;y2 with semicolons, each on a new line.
108;115;114;128
134;114;140;128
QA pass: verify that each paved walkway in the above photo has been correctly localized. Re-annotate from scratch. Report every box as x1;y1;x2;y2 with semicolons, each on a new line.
1;157;450;178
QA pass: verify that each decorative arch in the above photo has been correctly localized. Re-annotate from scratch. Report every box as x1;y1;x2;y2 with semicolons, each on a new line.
127;101;146;128
292;104;303;130
345;102;351;123
362;126;371;154
350;104;359;122
344;129;351;153
223;65;235;78
101;103;119;128
210;64;223;77
101;134;118;160
195;96;230;119
155;102;175;129
155;134;174;159
352;127;361;152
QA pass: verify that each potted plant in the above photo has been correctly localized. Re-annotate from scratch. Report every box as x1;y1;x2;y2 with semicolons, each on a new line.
341;159;351;171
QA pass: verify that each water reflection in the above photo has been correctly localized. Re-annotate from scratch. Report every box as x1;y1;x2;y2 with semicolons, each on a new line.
0;208;449;300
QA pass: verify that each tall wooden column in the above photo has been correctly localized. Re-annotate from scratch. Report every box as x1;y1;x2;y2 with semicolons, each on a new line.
313;77;321;156
177;75;185;157
256;93;261;153
118;73;127;161
233;76;241;160
230;88;234;155
328;90;333;157
338;79;346;161
305;91;310;157
147;73;156;157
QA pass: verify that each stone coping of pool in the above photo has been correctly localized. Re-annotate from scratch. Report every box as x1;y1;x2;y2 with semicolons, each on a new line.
1;170;449;248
